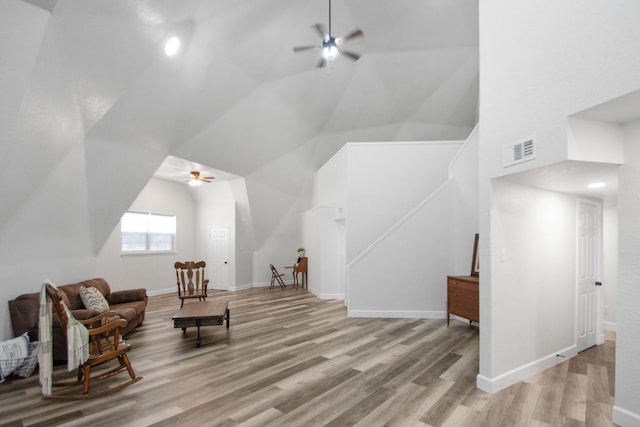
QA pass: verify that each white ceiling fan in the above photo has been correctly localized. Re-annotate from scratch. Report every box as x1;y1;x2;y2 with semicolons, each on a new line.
293;0;364;68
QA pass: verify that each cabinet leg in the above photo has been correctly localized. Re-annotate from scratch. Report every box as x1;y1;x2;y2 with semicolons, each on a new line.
447;313;450;327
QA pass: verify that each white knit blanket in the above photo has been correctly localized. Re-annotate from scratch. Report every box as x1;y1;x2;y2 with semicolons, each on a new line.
38;280;89;396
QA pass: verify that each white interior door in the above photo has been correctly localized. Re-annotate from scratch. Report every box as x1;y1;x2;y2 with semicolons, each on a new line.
209;226;229;290
577;200;602;352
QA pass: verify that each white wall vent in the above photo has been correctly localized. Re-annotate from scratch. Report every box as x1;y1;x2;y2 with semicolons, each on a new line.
502;137;536;167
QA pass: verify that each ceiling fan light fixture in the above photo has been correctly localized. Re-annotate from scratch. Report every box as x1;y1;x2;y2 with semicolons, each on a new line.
188;179;202;187
164;36;180;56
321;42;340;60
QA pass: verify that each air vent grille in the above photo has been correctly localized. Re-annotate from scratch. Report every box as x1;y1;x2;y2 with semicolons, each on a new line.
503;137;536;167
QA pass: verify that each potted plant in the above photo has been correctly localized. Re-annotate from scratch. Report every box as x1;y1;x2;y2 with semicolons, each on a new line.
297;247;305;257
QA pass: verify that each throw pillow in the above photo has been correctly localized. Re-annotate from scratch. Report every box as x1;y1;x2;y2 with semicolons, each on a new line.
0;332;29;383
79;286;110;313
15;341;40;378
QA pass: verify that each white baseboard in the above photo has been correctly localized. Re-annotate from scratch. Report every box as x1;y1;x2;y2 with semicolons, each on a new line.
603;321;617;332
613;405;640;427
347;309;447;319
308;287;344;300
476;344;578;393
229;283;253;291
146;287;175;297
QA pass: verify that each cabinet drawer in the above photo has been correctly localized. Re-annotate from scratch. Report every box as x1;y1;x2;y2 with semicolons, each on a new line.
448;289;476;306
447;278;478;292
449;298;478;318
447;275;479;324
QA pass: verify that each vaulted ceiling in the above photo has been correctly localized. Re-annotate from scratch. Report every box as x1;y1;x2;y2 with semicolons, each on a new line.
0;0;478;259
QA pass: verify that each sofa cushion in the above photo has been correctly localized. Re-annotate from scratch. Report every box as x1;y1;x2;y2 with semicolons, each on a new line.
79;286;109;313
110;301;146;322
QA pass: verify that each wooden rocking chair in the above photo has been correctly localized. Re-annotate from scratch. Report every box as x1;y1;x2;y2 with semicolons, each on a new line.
175;261;209;307
43;283;142;399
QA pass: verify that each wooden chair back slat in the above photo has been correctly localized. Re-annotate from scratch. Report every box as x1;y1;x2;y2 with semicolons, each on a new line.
174;261;209;307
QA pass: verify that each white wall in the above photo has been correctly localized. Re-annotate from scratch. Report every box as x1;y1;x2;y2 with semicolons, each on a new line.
451;126;480;275
479;2;640;421
312;146;347;212
301;206;345;299
0;2;91;340
615;120;640;424
307;137;477;317
346;142;462;263
602;203;618;330
235;206;255;289
349;183;455;317
483;180;577;387
96;178;196;295
567;117;624;164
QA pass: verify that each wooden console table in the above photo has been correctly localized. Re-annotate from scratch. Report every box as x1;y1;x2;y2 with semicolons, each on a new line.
172;300;230;347
286;256;308;289
447;275;479;327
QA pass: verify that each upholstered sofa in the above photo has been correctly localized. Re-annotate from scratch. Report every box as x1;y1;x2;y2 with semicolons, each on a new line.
8;278;147;362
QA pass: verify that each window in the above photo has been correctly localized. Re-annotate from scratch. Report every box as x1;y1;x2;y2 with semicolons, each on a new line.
121;212;176;254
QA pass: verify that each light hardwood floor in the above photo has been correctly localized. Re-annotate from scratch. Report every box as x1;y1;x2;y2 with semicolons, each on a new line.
0;288;618;427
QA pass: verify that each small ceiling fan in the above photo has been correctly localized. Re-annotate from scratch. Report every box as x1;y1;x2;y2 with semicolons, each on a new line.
187;171;214;186
293;0;364;68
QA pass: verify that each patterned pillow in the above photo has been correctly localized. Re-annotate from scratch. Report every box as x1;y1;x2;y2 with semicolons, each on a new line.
79;286;110;313
15;341;40;378
0;332;29;383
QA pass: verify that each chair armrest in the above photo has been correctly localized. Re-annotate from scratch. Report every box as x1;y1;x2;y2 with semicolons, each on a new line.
81;311;128;345
108;288;147;305
86;318;128;337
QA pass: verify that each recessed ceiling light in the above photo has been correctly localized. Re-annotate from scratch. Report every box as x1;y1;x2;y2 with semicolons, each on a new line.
164;37;180;56
588;182;606;189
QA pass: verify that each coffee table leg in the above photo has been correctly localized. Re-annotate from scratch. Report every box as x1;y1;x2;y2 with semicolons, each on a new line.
196;320;202;347
226;308;230;329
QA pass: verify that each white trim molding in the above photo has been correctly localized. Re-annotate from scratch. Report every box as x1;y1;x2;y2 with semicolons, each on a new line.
612;405;640;427
476;345;578;393
348;310;446;319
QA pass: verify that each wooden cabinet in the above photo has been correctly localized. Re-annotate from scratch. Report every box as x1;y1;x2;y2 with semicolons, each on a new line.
447;275;479;326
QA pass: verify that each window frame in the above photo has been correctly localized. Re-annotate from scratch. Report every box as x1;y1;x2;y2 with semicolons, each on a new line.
120;211;177;255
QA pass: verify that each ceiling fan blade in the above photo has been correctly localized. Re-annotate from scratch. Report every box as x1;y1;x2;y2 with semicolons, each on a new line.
341;50;361;61
293;45;319;53
338;29;363;44
316;58;327;68
312;23;329;40
203;176;215;180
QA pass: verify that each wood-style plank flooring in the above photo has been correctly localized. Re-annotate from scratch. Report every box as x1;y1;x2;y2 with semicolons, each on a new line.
0;288;618;426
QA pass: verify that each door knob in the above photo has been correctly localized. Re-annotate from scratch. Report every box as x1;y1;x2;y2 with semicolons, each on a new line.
595;281;602;286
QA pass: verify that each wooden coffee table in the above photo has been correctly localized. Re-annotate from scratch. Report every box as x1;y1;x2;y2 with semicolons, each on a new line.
172;300;230;347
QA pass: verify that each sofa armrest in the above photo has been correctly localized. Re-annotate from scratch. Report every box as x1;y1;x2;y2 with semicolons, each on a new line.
8;295;40;338
108;288;147;305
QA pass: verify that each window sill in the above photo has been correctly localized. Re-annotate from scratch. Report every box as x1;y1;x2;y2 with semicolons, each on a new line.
120;250;177;257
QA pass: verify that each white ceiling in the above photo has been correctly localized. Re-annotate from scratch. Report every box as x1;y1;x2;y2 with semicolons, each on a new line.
499;160;619;204
154;155;241;185
1;0;479;253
